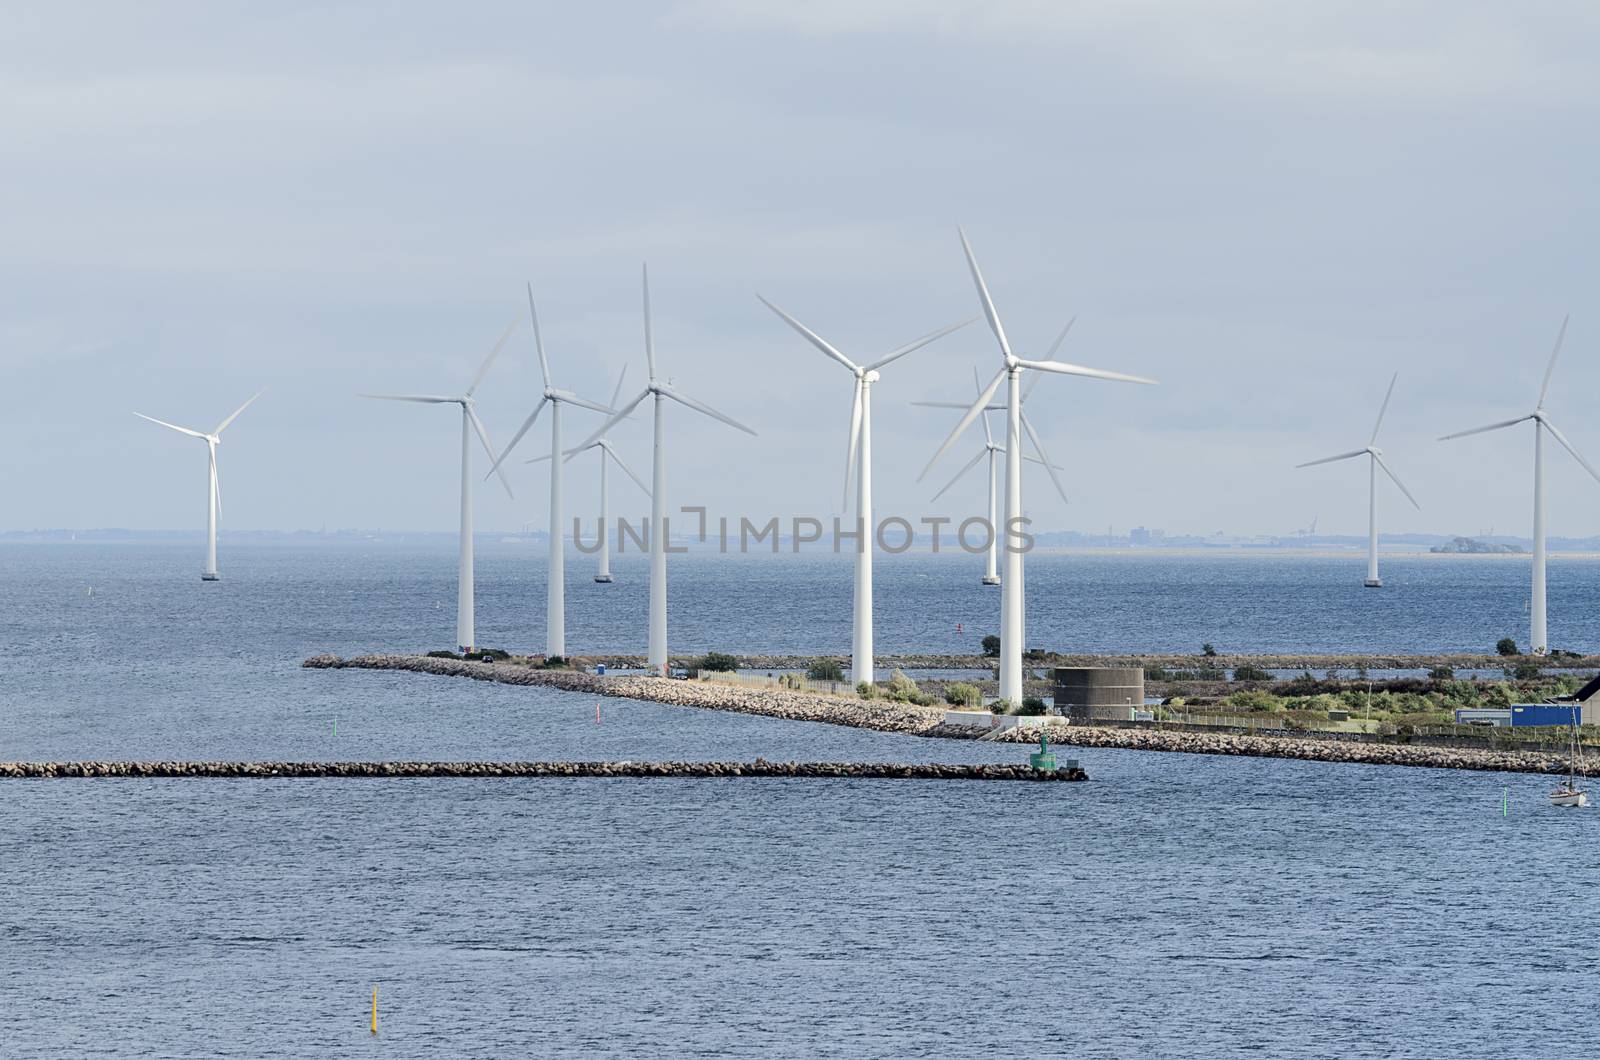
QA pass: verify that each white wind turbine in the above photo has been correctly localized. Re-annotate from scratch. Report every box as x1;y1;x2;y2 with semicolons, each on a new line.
921;368;1064;585
1440;316;1599;654
486;284;614;658
757;295;971;685
362;320;517;652
921;229;1158;706
572;265;756;674
135;390;265;581
1295;372;1421;588
526;366;652;583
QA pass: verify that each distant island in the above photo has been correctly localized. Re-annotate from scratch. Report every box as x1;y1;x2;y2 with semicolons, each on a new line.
1430;536;1526;555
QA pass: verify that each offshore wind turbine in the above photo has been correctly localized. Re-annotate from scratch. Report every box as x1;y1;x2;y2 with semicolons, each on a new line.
487;285;613;658
921;229;1157;706
1440;316;1599;654
135;390;265;581
362;320;517;652
572;265;756;674
527;367;651;582
1294;372;1420;588
757;294;971;685
922;369;1064;585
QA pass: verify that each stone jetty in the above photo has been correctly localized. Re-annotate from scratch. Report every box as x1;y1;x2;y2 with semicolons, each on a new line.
0;760;1083;782
306;653;1594;779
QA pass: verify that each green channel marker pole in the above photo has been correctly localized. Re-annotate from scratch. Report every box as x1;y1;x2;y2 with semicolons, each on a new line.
333;717;337;737
1502;786;1507;817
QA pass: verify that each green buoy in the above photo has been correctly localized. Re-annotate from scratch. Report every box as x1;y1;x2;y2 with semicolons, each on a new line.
1029;731;1057;772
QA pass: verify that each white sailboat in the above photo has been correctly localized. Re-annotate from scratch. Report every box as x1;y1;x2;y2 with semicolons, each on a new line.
1549;708;1589;808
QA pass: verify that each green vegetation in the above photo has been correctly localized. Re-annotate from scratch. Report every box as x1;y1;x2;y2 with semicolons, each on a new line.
981;634;1001;657
1016;697;1048;716
943;682;981;708
426;650;460;660
699;652;739;672
856;681;877;699
1496;637;1519;657
1428;665;1455;680
1202;643;1217;657
537;655;572;670
1231;664;1273;682
806;658;845;682
883;669;936;706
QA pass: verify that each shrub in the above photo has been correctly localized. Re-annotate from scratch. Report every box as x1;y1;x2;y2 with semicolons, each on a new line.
1202;643;1218;657
475;648;511;661
699;652;739;672
944;682;982;708
1225;689;1282;712
806;658;845;682
885;669;921;701
426;650;460;660
1023;647;1048;662
1507;659;1542;681
989;698;1010;714
1016;697;1048;716
540;655;569;669
856;681;877;699
1496;637;1519;657
1232;664;1273;682
981;634;1001;657
1428;665;1455;681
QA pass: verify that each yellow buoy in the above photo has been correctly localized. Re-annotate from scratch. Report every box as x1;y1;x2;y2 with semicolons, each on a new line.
371;986;378;1035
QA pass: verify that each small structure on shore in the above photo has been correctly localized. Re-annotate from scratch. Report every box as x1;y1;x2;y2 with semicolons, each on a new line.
1053;666;1145;723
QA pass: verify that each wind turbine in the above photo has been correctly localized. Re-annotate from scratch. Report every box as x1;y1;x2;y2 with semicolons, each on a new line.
1440;316;1599;654
921;229;1158;706
135;390;265;581
1295;372;1421;588
526;366;652;583
486;285;613;658
756;294;971;685
362;320;517;652
921;368;1065;585
572;265;756;675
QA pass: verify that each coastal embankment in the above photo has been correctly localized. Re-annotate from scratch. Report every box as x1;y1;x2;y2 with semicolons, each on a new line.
0;760;1081;781
584;651;1600;672
306;653;1594;778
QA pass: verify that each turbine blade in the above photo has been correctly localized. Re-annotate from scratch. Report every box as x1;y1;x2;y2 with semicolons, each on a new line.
918;366;1006;481
527;283;552;390
1043;316;1077;360
756;295;860;374
641;264;657;381
1295;448;1368;469
1020;410;1069;505
657;382;757;436
134;412;207;439
911;400;1005;410
469;406;515;498
1438;415;1533;441
1021;368;1043;405
865;316;976;373
1369;371;1398;445
213;389;265;435
570;388;651;457
554;391;617;415
931;447;987;502
957;227;1012;358
600;440;653;497
1538;314;1570;409
1371;452;1421;511
359;394;457;404
487;397;548;478
210;444;221;524
843;378;863;511
1014;358;1158;386
975;367;993;448
466;315;520;398
609;364;628;410
526;440;600;464
1541;417;1600;486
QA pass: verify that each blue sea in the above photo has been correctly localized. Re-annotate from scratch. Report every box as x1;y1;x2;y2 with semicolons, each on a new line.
2;541;1598;1056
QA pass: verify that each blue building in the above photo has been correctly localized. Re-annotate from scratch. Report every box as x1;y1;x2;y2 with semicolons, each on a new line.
1509;703;1583;728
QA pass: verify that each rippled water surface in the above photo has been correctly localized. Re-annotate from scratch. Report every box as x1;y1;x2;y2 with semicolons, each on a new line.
2;542;1598;1056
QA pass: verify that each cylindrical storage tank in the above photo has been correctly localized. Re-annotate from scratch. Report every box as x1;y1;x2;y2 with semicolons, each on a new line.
1053;667;1144;722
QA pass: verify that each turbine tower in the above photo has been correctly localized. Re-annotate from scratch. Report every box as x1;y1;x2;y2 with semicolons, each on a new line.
757;295;970;685
1441;316;1599;654
362;320;517;652
918;368;1065;585
1295;372;1421;588
135;390;265;581
527;367;652;583
921;229;1157;706
573;265;756;674
487;285;613;658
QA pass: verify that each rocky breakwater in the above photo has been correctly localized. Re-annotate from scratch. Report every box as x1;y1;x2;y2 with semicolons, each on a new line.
0;760;1084;782
303;653;946;734
991;721;1590;777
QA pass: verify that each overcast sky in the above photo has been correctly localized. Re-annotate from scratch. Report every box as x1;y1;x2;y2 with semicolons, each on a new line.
4;1;1598;539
